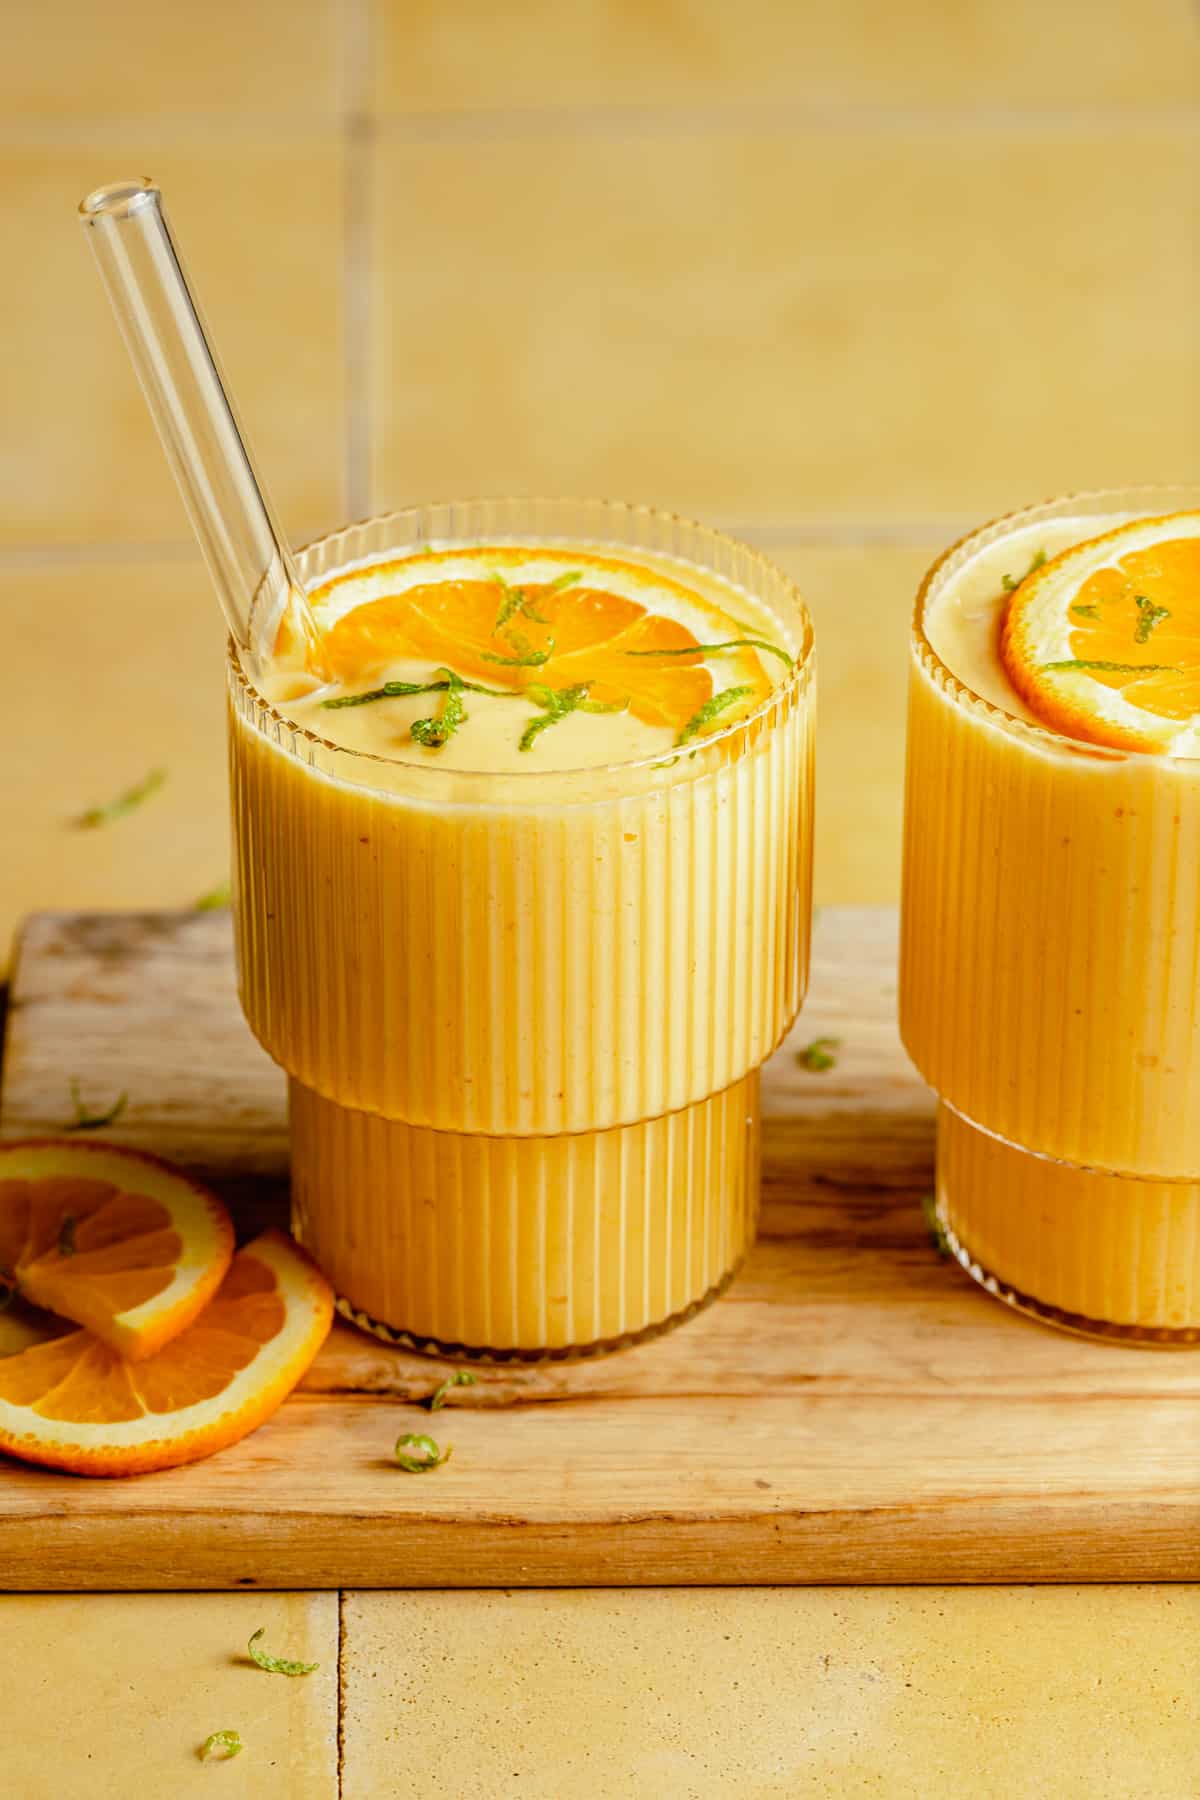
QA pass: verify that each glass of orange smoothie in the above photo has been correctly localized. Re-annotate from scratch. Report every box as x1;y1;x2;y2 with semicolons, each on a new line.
229;498;814;1359
901;487;1200;1344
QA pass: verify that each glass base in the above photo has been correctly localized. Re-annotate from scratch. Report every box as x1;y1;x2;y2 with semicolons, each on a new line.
936;1103;1200;1347
333;1257;742;1365
290;1072;760;1359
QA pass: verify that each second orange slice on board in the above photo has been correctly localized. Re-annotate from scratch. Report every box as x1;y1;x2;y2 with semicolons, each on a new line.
0;1228;333;1476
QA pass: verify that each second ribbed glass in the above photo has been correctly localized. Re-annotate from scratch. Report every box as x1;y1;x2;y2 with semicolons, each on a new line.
229;499;815;1358
901;487;1200;1343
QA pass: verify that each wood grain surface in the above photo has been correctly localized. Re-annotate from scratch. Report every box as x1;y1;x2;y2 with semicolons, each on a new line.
1;907;1196;1589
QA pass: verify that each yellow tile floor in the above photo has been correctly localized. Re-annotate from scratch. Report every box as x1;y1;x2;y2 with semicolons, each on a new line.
2;0;1198;1791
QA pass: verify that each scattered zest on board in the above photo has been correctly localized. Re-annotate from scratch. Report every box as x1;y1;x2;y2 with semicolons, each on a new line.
796;1036;840;1073
199;1731;243;1762
65;1078;127;1132
425;1370;476;1411
395;1431;453;1472
247;1627;319;1676
315;557;792;757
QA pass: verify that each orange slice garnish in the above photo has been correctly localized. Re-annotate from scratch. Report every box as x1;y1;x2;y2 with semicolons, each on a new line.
0;1229;332;1476
314;548;778;738
1001;512;1200;752
0;1140;235;1362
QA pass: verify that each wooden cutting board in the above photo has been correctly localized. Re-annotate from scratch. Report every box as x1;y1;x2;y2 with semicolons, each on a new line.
1;907;1196;1590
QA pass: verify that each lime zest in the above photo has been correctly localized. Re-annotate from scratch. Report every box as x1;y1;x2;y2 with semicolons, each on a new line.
322;676;509;710
246;1627;319;1676
519;684;592;751
1039;659;1180;675
1070;603;1101;622
921;1192;953;1258
796;1035;840;1073
676;684;754;746
199;1730;243;1762
492;572;547;630
66;1079;128;1133
74;766;166;830
624;635;792;670
580;695;631;715
491;569;583;630
395;1431;453;1472
481;629;554;669
1133;595;1171;644
1001;548;1047;594
426;1370;477;1412
544;570;583;595
411;671;468;748
195;879;231;910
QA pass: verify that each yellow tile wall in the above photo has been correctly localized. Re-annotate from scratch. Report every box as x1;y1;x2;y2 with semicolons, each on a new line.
3;3;1195;915
1;142;345;548
370;0;1200;111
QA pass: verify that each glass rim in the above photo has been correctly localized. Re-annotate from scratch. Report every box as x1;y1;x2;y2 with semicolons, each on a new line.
231;495;815;784
911;483;1200;767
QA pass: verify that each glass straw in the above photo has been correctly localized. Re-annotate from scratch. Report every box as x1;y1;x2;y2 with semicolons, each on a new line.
78;177;326;674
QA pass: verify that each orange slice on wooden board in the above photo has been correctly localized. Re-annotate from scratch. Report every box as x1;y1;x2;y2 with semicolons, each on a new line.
1001;512;1200;753
0;1229;333;1476
314;548;779;737
0;1140;234;1361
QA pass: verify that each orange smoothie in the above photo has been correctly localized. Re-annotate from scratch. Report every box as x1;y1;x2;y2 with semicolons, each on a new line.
229;501;814;1357
901;489;1200;1341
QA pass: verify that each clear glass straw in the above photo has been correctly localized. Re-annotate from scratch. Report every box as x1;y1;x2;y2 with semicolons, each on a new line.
78;177;325;674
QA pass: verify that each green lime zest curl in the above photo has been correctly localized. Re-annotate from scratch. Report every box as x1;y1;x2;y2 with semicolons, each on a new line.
519;684;592;751
199;1730;243;1761
624;635;792;670
247;1627;319;1676
411;671;469;748
395;1432;453;1472
1001;548;1047;594
1133;595;1171;644
195;879;231;910
74;766;166;829
66;1079;127;1133
481;629;554;669
1039;660;1179;675
426;1370;477;1411
676;685;754;746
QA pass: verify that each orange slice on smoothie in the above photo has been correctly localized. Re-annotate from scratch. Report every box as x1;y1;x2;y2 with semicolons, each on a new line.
1001;512;1200;753
0;1229;333;1476
314;548;782;738
0;1140;235;1361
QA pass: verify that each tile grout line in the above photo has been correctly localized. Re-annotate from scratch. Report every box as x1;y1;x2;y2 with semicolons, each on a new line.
368;98;1200;142
0;100;1195;149
336;1588;346;1800
0;520;968;569
0;540;202;565
341;0;374;523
